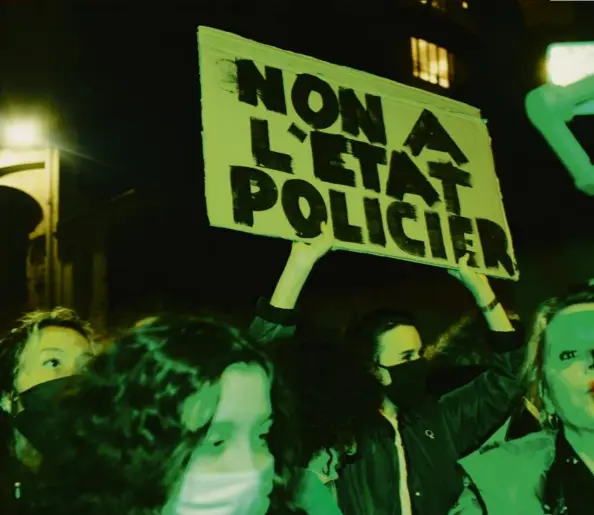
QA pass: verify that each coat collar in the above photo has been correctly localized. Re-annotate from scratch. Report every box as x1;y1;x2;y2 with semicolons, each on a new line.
459;431;556;515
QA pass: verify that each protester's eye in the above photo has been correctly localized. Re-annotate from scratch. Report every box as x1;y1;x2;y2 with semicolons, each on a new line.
560;350;577;361
199;439;226;455
43;358;61;369
198;439;226;457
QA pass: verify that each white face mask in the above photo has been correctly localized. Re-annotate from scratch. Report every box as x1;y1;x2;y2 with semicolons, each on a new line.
164;464;274;515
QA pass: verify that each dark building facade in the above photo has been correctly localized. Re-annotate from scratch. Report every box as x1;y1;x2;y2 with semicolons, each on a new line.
54;0;532;329
10;0;585;333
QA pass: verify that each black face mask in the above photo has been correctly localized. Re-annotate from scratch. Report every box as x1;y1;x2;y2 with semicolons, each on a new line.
381;358;428;411
11;376;80;457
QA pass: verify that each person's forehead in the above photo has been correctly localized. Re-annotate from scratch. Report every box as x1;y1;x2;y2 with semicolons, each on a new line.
23;326;90;355
39;326;89;347
547;304;594;350
379;325;422;350
212;363;271;425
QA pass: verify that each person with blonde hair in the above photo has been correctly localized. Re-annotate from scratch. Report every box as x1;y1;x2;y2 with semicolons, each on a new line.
451;282;594;514
0;307;96;513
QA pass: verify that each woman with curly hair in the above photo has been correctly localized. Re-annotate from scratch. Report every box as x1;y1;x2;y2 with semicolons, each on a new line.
451;282;594;514
267;326;384;499
33;315;339;515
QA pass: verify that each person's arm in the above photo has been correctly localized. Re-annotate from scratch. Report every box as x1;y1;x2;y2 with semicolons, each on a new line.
439;254;524;455
248;224;334;345
438;332;525;456
448;253;514;333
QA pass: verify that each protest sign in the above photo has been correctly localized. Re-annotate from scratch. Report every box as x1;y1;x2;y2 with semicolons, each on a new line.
198;27;518;280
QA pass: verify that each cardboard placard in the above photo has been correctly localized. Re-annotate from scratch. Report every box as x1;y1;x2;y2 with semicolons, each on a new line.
198;27;518;280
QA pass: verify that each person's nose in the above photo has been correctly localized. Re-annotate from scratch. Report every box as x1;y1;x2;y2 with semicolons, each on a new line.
228;442;264;473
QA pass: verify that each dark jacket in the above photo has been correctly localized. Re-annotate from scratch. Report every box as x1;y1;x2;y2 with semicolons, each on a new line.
249;298;526;515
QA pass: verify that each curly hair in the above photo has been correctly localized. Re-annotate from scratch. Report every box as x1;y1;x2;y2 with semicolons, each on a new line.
522;282;594;428
32;315;304;515
424;310;521;367
269;326;384;474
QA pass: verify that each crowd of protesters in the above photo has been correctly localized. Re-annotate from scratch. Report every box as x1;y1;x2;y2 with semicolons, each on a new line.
0;219;592;515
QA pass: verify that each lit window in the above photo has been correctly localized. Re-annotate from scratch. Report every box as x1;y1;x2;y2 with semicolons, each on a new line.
410;38;453;88
419;0;446;8
462;0;469;8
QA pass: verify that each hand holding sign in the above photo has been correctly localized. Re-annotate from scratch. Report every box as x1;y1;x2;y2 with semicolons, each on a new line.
268;222;334;311
288;221;334;271
448;253;493;304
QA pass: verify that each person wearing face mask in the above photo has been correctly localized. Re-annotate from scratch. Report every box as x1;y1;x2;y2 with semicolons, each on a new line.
451;282;594;515
0;307;96;514
32;315;340;515
249;226;525;515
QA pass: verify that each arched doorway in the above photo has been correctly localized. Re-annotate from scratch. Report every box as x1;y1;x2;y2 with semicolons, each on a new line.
0;186;43;326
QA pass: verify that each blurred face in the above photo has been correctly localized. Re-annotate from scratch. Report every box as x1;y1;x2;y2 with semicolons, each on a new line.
14;326;94;395
376;325;423;385
183;361;273;466
174;363;274;515
543;304;594;430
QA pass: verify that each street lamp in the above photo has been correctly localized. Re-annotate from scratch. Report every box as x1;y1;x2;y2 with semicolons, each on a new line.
525;42;594;195
3;120;44;148
0;118;61;307
546;42;594;87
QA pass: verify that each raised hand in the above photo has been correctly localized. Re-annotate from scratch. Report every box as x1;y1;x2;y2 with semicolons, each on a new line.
288;221;335;270
448;253;492;302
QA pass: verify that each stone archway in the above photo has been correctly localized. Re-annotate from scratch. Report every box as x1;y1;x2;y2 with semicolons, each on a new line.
0;148;59;312
0;186;43;323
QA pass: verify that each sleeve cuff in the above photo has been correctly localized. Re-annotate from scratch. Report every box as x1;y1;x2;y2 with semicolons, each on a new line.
256;297;299;326
488;320;525;353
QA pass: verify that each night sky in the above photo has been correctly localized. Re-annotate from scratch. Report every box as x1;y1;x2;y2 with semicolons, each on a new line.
0;0;593;335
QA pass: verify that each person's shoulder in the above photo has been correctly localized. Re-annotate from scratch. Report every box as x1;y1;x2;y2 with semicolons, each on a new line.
457;432;554;514
295;468;343;515
479;431;554;459
460;431;555;485
401;394;442;425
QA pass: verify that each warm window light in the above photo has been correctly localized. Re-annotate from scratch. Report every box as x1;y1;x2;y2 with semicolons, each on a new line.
3;121;43;147
411;37;452;88
546;42;594;86
462;1;468;8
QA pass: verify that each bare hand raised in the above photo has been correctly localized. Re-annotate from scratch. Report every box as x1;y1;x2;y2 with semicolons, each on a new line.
288;222;334;269
448;253;492;300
